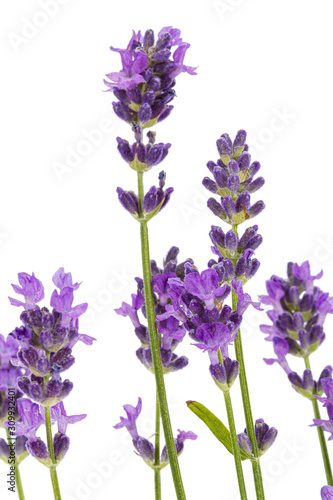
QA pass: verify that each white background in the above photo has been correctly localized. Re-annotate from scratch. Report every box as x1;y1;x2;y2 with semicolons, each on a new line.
1;0;333;499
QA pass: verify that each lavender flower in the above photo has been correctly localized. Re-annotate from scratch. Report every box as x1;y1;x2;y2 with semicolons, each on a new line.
117;170;174;221
208;225;262;283
114;398;196;468
260;261;333;393
312;378;333;440
116;135;171;172
9;273;44;310
115;248;191;374
237;419;278;458
204;130;265;226
104;27;196;127
9;269;95;406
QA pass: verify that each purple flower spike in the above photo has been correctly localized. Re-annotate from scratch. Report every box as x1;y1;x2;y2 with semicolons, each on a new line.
114;397;142;439
322;486;333;500
105;28;196;126
9;272;44;310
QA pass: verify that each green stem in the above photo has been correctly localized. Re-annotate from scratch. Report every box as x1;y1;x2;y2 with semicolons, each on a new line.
223;389;248;499
138;172;186;500
304;356;333;485
44;406;62;500
232;225;265;500
6;428;25;500
155;388;161;500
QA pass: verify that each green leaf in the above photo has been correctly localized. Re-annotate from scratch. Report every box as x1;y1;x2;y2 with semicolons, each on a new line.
186;400;249;461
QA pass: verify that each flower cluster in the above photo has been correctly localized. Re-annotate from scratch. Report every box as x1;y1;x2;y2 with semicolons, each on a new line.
260;261;333;398
155;265;262;390
114;397;196;468
9;269;95;407
116;247;191;374
208;224;262;285
104;27;196;127
117;168;173;221
237;418;278;458
203;130;265;226
3;399;86;465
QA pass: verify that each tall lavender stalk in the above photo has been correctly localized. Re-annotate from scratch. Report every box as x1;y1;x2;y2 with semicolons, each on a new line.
6;269;93;499
105;27;196;499
204;130;266;498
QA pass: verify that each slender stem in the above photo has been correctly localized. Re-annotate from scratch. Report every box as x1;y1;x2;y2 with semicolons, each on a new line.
223;389;248;499
155;387;162;500
5;428;25;500
304;356;333;485
44;406;62;500
138;172;186;500
232;225;265;500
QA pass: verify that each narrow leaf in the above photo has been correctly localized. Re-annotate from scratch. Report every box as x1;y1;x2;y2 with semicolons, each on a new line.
186;400;249;461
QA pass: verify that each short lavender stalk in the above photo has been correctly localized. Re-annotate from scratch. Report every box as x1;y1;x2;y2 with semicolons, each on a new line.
304;356;333;485
223;389;248;499
232;225;265;500
5;428;25;500
138;172;186;500
44;407;62;500
155;388;161;500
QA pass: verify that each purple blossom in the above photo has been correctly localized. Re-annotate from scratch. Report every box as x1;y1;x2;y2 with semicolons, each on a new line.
161;429;197;463
104;27;196;126
115;292;144;328
238;419;277;457
204;131;265;226
261;261;333;387
312;405;333;440
316;378;333;407
7;398;44;440
169;43;197;78
292;261;323;294
232;278;263;315
322;485;333;499
263;337;292;375
51;401;86;434
185;269;230;310
192;322;236;364
114;397;141;439
50;287;88;328
104;31;148;91
52;268;80;291
9;272;44;310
